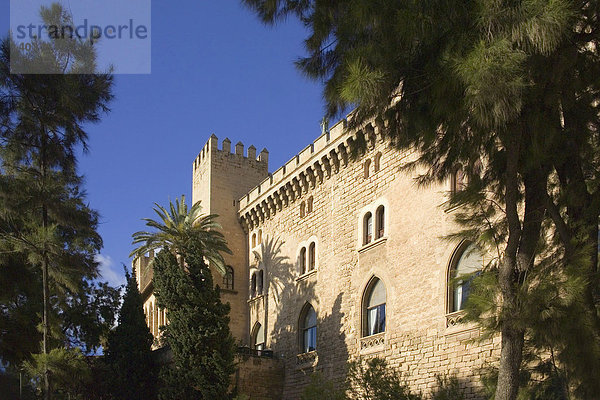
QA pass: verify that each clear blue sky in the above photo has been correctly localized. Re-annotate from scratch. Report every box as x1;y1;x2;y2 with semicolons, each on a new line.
1;1;325;287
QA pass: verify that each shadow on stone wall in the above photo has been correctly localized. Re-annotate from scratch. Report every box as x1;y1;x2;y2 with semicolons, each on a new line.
255;235;349;398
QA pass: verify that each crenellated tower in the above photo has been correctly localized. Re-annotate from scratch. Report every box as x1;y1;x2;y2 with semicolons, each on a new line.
192;134;269;342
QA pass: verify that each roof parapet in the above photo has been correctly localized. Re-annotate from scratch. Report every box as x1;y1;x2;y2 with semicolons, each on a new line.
193;135;269;171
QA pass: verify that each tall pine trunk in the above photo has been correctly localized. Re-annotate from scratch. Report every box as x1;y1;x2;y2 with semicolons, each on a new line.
496;133;546;400
40;127;50;400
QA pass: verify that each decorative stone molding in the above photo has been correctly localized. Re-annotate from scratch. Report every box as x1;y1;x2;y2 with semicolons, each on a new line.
360;332;385;352
238;119;384;228
296;351;318;369
446;311;466;328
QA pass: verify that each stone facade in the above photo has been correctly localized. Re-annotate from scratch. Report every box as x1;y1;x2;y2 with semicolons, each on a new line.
138;118;500;399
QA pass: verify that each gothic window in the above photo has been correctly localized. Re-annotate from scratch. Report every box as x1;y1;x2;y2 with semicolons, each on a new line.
299;247;307;275
450;165;465;194
364;212;373;245
364;159;371;179
252;233;257;248
448;242;484;313
364;278;386;336
308;242;316;271
257;229;262;243
374;152;382;172
252;322;264;350
223;266;234;290
251;272;257;298
300;304;317;353
307;196;313;214
300;201;306;218
375;206;385;239
257;270;264;295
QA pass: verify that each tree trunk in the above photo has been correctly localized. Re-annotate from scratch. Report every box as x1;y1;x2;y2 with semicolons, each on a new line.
41;127;50;400
496;322;524;400
42;253;50;400
495;131;522;400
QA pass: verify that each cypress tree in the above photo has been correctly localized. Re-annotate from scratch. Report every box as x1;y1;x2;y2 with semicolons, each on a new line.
153;246;235;400
105;270;157;400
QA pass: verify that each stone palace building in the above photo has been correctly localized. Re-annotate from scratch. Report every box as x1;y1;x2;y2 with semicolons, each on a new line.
134;118;499;399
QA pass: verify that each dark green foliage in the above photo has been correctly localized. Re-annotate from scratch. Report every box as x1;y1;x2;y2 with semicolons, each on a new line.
301;372;346;400
346;358;421;400
130;196;231;275
153;246;236;400
104;270;157;400
0;3;115;397
302;358;431;400
430;375;465;400
481;366;569;400
242;1;600;398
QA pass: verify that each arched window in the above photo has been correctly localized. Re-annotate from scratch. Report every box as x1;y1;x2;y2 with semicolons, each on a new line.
450;165;465;194
449;243;484;313
251;272;257;298
257;270;264;295
257;229;262;243
374;152;382;172
300;304;317;353
364;278;386;336
223;266;234;290
364;159;371;179
375;206;385;239
252;322;264;350
364;212;373;245
307;196;313;214
300;201;306;218
308;242;316;271
251;233;256;248
299;247;307;275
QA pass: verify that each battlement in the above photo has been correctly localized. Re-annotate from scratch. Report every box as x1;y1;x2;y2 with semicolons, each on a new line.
193;134;268;171
238;118;350;210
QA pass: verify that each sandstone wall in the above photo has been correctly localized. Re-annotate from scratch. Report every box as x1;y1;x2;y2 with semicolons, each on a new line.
240;134;500;399
193;135;269;342
234;355;285;400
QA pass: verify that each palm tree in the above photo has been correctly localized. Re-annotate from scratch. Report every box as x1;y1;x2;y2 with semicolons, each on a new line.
130;196;231;275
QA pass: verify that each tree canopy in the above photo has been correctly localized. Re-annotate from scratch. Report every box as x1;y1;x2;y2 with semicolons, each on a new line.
242;1;600;398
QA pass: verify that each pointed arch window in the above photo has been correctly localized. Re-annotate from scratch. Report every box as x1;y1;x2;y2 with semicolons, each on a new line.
448;243;484;313
223;266;234;290
257;229;262;243
450;166;465;194
364;212;373;245
308;242;316;271
251;272;257;298
252;322;264;350
307;196;313;214
363;278;386;336
251;233;257;248
364;159;371;179
374;152;382;172
299;247;307;275
375;206;385;239
300;304;317;353
257;270;264;295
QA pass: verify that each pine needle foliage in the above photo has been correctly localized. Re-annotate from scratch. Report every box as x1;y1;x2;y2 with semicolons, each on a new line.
242;1;600;398
0;3;115;398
